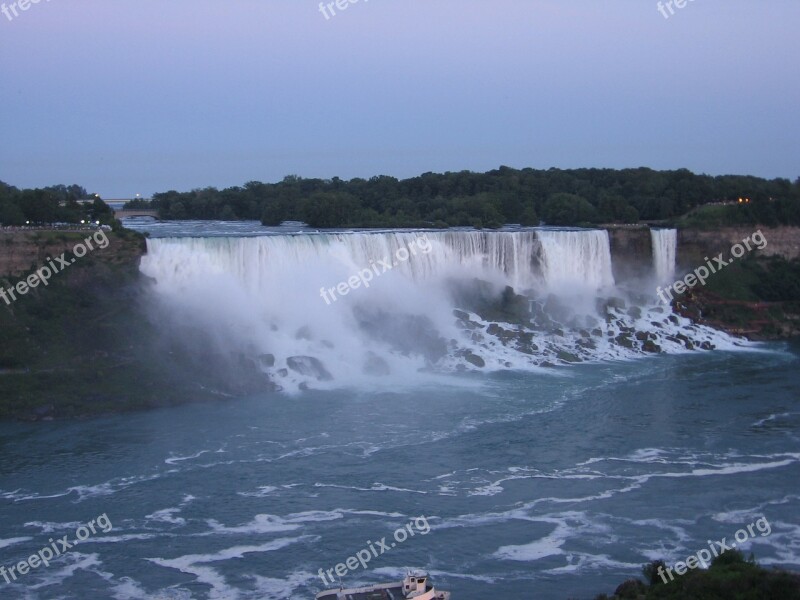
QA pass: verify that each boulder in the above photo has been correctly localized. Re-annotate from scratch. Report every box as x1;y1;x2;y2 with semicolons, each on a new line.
557;350;581;363
464;352;485;368
642;340;661;353
286;356;333;381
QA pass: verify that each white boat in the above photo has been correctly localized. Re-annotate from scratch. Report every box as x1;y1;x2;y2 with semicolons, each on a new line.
315;570;451;600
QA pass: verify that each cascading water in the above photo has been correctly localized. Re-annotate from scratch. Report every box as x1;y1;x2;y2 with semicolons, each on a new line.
536;229;615;292
140;228;744;392
651;228;677;284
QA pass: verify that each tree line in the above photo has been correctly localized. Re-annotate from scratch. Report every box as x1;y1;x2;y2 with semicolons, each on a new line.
4;168;799;229
149;167;800;228
0;182;114;226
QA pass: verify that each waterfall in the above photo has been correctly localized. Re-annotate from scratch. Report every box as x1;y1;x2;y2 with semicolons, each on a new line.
536;229;615;292
140;228;741;391
651;228;677;284
140;229;610;295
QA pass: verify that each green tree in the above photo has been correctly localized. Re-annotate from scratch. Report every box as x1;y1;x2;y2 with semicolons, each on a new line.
300;192;361;228
168;202;187;219
0;201;25;225
542;193;598;225
519;205;539;226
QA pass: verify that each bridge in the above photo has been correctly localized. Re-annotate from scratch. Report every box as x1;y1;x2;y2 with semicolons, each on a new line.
113;209;160;219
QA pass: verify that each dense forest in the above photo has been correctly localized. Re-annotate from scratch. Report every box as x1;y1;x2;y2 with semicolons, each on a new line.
0;182;114;225
3;168;800;229
146;167;800;229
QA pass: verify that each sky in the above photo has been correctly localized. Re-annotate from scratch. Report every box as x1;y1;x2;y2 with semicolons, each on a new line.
1;0;798;198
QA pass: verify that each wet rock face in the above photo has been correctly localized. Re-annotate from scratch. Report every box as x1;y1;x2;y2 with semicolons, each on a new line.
615;333;634;349
454;309;481;330
679;226;800;262
606;226;655;282
464;352;485;368
453;309;471;322
642;340;661;353
445;278;740;371
286;356;333;381
556;350;581;363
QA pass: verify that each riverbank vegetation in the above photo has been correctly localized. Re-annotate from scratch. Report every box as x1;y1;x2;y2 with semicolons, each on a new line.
675;255;800;339
596;551;800;599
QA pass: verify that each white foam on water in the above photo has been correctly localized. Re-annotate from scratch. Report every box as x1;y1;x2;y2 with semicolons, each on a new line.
27;552;102;590
0;488;72;502
237;485;280;498
248;570;318;600
24;520;84;533
752;412;795;427
147;537;314;600
203;515;301;536
493;513;617;563
165;450;213;465
542;553;642;574
203;510;343;537
343;510;407;518
88;533;162;544
711;494;800;525
313;482;428;495
145;508;186;526
0;536;32;549
108;577;151;600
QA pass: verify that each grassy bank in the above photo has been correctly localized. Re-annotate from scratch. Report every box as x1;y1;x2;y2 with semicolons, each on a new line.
672;254;800;340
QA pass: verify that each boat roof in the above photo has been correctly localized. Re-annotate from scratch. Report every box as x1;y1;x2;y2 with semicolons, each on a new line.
315;581;407;600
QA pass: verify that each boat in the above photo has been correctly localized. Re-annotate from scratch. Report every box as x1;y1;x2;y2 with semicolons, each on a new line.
315;570;451;600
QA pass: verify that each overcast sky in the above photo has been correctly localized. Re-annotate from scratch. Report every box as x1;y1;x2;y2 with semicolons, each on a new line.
1;1;798;197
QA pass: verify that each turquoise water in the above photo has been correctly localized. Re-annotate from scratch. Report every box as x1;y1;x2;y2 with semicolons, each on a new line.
1;346;799;599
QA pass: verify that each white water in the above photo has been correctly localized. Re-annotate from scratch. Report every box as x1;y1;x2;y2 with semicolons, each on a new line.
537;229;615;292
140;229;745;392
651;229;677;284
